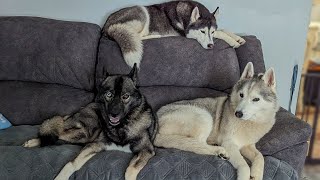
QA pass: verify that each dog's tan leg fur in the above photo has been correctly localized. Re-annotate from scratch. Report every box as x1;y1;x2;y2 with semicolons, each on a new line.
23;138;41;147
220;29;246;45
154;134;227;156
222;141;250;180
54;142;105;180
214;30;241;48
241;144;264;180
125;149;155;180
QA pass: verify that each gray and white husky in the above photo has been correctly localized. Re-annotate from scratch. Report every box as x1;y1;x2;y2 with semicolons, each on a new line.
154;62;279;180
103;0;246;67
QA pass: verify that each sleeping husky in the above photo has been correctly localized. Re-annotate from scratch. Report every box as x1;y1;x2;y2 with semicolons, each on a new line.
24;64;158;180
103;0;246;67
154;62;279;180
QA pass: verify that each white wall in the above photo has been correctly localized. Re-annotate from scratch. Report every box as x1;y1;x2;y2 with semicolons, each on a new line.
0;0;312;113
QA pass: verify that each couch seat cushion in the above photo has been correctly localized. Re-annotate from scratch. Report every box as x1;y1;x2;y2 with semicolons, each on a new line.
0;125;298;180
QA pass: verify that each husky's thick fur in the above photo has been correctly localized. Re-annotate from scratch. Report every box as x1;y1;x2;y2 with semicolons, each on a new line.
103;0;246;67
23;103;102;148
23;64;158;180
154;62;279;180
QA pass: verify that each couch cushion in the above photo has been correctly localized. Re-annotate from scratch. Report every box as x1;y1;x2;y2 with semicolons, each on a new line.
235;36;266;75
97;36;240;91
0;81;94;125
0;16;101;91
140;86;226;111
0;125;298;180
257;108;312;155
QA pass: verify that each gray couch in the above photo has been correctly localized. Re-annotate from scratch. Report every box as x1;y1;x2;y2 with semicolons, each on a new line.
0;16;311;180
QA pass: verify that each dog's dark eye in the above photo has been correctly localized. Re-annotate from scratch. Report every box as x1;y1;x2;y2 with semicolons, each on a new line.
200;30;205;34
240;93;244;98
253;98;260;102
105;91;113;98
122;94;130;100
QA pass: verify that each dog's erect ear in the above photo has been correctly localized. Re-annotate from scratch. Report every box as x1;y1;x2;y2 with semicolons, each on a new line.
212;7;219;18
240;62;254;79
190;7;200;23
262;68;276;92
102;66;109;78
128;63;138;85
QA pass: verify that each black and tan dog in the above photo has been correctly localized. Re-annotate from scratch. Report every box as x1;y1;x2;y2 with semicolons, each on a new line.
23;64;158;180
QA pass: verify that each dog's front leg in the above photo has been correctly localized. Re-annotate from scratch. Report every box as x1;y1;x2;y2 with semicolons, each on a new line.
240;144;264;180
125;136;155;180
220;29;246;45
214;30;241;48
54;142;105;180
222;141;250;180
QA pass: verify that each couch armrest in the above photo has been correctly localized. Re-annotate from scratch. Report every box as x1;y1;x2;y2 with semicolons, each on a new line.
256;108;312;176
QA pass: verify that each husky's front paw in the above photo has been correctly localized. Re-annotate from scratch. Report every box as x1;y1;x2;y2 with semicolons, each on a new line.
23;138;40;147
250;167;263;180
215;147;229;160
235;36;246;45
237;166;250;180
228;40;241;48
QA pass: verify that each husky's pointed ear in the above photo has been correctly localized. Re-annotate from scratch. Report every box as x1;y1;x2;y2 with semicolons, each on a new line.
128;63;138;85
240;62;254;79
190;7;200;23
102;66;109;78
212;7;219;18
262;68;276;91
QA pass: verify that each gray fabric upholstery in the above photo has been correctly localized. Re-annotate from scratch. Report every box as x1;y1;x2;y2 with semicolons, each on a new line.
0;126;298;180
235;36;266;74
0;16;101;91
257;108;312;155
0;16;311;179
97;36;240;91
0;81;94;125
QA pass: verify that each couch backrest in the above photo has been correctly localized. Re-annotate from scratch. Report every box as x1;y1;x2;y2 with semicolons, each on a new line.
0;17;101;125
0;16;101;91
96;36;265;91
96;35;265;111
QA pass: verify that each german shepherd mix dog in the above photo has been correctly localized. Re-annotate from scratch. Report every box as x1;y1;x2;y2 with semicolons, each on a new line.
154;62;279;180
103;0;246;67
23;64;158;180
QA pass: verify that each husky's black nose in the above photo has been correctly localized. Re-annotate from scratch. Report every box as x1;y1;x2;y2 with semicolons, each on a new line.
207;44;214;49
235;111;243;118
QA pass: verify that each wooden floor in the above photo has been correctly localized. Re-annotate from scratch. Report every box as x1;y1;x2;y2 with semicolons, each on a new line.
302;165;320;180
296;107;320;159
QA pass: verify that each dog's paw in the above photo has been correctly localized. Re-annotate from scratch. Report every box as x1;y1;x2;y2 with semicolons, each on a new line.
237;166;250;180
229;41;241;48
250;168;263;180
125;166;139;180
214;147;229;160
23;139;40;148
236;37;246;45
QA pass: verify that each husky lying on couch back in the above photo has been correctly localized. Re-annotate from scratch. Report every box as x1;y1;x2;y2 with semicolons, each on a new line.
154;62;279;180
103;0;246;67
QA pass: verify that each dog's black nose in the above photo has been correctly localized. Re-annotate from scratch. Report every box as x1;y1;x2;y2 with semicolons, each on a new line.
207;44;214;49
235;111;243;118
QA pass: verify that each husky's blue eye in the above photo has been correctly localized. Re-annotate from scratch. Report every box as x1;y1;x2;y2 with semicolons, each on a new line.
253;98;260;102
240;93;244;98
200;30;205;34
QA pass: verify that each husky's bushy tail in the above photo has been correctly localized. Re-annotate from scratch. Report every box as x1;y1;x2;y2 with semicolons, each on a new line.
106;24;143;68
